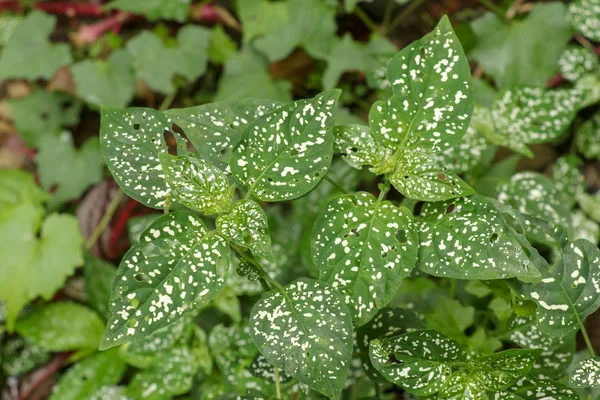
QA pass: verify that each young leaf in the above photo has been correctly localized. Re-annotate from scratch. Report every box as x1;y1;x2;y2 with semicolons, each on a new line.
495;376;579;399
570;357;600;388
312;192;419;325
165;99;283;169
426;298;474;344
568;0;600;42
369;330;468;395
417;195;541;281
99;107;187;209
71;49;136;109
558;46;598;82
575;111;600;160
249;278;353;398
466;349;542;391
333;124;396;174
0;11;71;80
49;349;126;400
159;153;234;214
438;370;487;400
107;0;191;22
208;25;237;64
15;302;104;351
231;89;340;201
100;212;229;349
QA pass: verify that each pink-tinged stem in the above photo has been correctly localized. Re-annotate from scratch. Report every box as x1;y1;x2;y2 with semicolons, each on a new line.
191;3;219;22
74;11;134;45
0;1;104;16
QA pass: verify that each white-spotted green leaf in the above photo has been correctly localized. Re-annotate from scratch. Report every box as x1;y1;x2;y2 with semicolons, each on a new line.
126;346;198;400
1;337;49;376
433;122;491;175
552;155;585;206
333;124;395;174
159;153;234;214
466;349;542;391
569;0;600;42
217;200;273;263
100;107;187;209
249;278;353;398
369;330;467;395
528;239;600;337
356;307;425;383
498;172;572;245
231;90;340;201
312;192;419;325
558;46;598;82
575;111;600;160
438;371;487;400
100;211;229;350
249;354;293;384
417;195;542;281
570;357;600;388
49;349;126;400
89;386;130;400
495;376;579;399
165;99;283;169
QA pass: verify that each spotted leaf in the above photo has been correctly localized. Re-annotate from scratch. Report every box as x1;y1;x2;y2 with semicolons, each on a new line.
369;330;468;395
570;357;600;388
165;99;283;170
438;371;487;400
433;122;491;174
528;239;600;337
575;110;600;160
568;0;600;42
333;124;395;174
249;354;292;384
159;153;234;215
312;192;419;325
494;376;579;399
417;195;542;281
231;90;340;201
558;47;598;82
249;278;353;398
217;199;274;263
100;212;229;350
100;108;187;209
466;349;542;392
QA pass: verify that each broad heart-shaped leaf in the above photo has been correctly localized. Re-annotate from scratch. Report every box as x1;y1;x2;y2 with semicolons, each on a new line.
469;2;572;90
416;195;541;281
15;302;104;352
126;26;210;94
312;192;419;326
100;212;229;350
495;376;579;400
165;99;283;170
356;307;425;383
231;90;340;202
100;107;187;209
528;239;600;337
71;49;135;109
249;278;353;398
465;349;542;391
159;153;234;214
438;371;487;399
570;357;600;388
0;11;71;80
107;0;190;21
126;346;198;400
369;330;468;395
497;172;573;245
49;349;126;400
217;199;274;263
474;87;581;157
558;46;598;82
569;0;600;42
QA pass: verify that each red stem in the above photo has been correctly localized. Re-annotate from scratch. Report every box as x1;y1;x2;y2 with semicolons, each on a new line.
74;11;134;45
19;352;71;400
108;197;139;254
0;1;104;16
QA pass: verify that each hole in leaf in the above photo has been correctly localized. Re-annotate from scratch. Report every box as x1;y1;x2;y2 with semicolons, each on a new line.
396;230;407;243
267;177;273;182
381;252;388;259
127;319;137;328
290;148;299;156
133;123;140;130
445;204;455;214
314;172;320;178
388;353;401;364
134;273;151;283
489;233;499;243
350;147;358;153
351;228;360;237
438;173;446;181
243;232;252;245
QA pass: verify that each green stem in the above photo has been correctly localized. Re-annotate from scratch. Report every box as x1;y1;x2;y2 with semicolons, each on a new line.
580;320;596;358
233;246;285;293
159;91;177;111
274;368;282;399
324;175;349;194
382;0;395;33
164;192;172;214
85;188;124;250
377;178;391;202
477;0;509;22
386;0;429;33
355;6;379;33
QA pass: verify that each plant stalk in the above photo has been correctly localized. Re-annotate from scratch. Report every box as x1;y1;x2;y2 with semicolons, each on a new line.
85;188;125;250
386;0;429;33
324;175;349;194
274;367;282;399
355;6;379;33
477;0;510;23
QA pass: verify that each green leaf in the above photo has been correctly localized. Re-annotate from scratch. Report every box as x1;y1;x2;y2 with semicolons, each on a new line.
159;153;234;214
100;107;187;209
568;0;600;42
466;349;541;391
249;354;292;384
249;278;353;398
37;132;104;208
84;255;117;321
238;0;336;61
570;357;600;388
575;111;600;160
552;155;585;206
8;90;82;147
231;89;340;201
416;194;542;281
106;0;191;22
127;346;198;400
433;121;491;174
126;26;210;94
426;299;474;344
470;2;572;89
558;46;598;82
165;99;282;169
1;337;50;376
0;15;20;46
369;330;468;395
49;349;126;400
0;11;71;80
217;199;273;262
333;124;396;174
71;49;136;108
438;370;487;399
89;386;130;400
312;191;419;325
495;376;579;399
100;211;229;349
16;302;104;351
127;214;161;246
215;48;291;102
208;25;237;64
0;169;47;208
